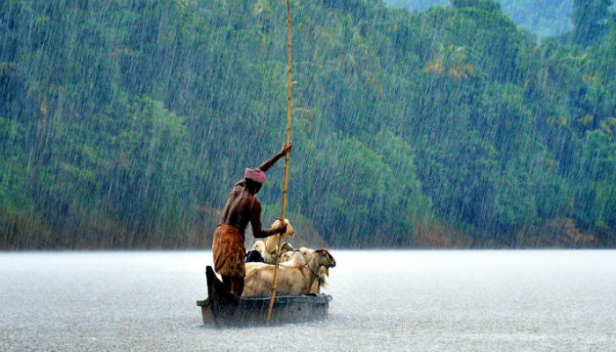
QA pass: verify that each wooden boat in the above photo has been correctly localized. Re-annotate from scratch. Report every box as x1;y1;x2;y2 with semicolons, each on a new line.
197;266;332;327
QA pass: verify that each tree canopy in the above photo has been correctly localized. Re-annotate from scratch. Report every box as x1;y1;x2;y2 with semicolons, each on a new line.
1;0;615;249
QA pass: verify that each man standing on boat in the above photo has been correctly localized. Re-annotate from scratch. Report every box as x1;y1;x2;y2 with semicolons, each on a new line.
212;144;292;296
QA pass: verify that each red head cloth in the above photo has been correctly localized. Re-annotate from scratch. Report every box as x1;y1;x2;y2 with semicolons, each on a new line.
244;168;266;184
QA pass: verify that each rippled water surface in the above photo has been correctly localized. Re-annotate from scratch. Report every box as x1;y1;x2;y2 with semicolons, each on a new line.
1;250;615;351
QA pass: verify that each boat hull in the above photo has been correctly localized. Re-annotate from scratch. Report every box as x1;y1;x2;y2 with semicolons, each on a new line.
197;266;332;327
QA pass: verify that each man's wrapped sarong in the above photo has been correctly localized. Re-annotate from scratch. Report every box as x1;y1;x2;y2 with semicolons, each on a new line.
212;224;245;278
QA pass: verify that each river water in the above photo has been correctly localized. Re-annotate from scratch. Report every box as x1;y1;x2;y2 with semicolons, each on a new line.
1;250;614;351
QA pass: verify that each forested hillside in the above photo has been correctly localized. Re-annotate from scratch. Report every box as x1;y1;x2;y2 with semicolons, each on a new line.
1;0;615;249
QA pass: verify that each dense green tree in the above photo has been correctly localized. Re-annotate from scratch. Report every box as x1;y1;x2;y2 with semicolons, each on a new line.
572;0;613;45
0;117;30;212
451;0;501;11
573;130;616;241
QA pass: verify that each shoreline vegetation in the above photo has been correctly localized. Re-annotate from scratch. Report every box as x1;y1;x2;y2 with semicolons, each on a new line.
1;0;615;250
1;210;603;250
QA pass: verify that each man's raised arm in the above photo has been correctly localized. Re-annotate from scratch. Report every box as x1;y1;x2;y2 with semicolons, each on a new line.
258;144;292;172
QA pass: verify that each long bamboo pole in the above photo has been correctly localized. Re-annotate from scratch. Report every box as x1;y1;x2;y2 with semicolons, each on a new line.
266;0;293;327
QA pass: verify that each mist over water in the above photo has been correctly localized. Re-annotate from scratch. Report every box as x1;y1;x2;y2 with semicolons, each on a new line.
1;250;614;351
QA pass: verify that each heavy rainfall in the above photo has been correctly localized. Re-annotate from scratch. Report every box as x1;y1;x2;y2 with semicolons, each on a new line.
1;0;615;350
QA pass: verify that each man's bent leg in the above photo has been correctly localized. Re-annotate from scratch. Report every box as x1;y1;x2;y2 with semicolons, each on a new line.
221;275;244;296
230;277;244;296
221;275;232;294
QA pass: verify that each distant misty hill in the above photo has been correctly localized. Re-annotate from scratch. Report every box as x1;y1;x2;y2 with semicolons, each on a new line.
386;0;574;37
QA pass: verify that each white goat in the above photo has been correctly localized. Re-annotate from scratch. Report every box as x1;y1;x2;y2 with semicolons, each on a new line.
275;247;330;293
280;246;314;262
283;247;330;293
245;246;309;277
242;249;336;297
